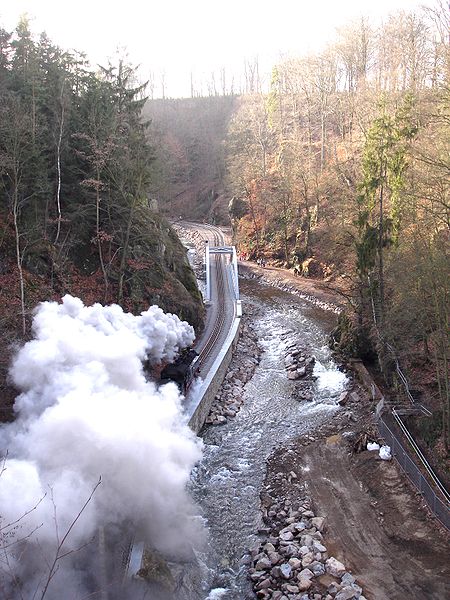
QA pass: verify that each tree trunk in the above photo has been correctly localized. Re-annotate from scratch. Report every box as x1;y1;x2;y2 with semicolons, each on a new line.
118;196;136;305
96;168;109;300
378;165;385;323
54;80;65;245
13;173;26;336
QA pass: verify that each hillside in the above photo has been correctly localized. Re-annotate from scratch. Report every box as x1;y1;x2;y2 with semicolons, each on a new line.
0;20;204;419
144;96;236;224
143;5;449;468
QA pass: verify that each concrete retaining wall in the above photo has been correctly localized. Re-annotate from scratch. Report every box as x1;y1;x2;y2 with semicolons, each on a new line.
187;317;241;434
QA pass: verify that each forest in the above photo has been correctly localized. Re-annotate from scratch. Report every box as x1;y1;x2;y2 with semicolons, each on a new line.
147;3;449;464
0;17;204;412
0;4;448;462
225;5;449;461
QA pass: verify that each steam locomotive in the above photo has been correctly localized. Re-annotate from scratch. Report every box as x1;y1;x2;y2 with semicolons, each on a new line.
160;348;200;394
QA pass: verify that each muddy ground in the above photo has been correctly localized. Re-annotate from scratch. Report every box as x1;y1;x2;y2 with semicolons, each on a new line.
266;423;450;599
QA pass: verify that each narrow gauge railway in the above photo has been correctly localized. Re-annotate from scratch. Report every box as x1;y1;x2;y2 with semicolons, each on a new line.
195;224;228;372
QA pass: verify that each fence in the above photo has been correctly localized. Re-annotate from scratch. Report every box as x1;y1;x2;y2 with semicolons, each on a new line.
377;416;450;531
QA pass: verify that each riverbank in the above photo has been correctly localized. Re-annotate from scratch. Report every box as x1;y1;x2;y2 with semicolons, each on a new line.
238;262;347;314
202;270;449;600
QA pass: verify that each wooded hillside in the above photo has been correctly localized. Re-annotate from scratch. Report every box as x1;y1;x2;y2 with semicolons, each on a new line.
147;3;449;461
226;6;449;459
0;18;204;414
143;95;236;223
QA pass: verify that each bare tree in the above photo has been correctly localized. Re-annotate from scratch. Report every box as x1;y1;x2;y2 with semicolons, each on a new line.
0;95;33;335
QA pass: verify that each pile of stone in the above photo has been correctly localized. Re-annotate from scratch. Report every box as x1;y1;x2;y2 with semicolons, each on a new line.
283;344;316;382
248;498;365;600
205;320;261;426
172;225;206;280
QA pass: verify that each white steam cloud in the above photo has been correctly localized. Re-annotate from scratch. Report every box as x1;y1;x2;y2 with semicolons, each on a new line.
0;295;203;598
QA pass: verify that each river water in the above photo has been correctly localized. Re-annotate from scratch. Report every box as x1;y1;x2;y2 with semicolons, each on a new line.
189;279;348;600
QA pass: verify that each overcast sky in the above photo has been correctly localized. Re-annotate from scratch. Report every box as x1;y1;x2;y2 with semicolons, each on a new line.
0;0;436;97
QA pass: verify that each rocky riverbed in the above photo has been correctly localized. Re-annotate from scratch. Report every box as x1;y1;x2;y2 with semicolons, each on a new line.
201;294;368;600
248;438;366;600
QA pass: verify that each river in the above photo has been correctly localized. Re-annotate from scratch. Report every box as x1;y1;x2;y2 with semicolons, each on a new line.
189;278;348;600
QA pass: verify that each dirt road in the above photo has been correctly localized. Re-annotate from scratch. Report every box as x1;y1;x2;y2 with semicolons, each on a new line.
299;435;449;599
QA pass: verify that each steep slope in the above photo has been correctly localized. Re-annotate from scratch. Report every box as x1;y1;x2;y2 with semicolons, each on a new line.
0;208;204;420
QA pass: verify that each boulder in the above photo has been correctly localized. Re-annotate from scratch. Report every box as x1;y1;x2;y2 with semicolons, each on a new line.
255;578;272;591
311;516;326;532
288;557;302;570
338;391;350;406
297;576;312;591
298;568;314;580
269;552;281;566
326;557;346;578
335;586;359;600
300;534;314;547
255;556;272;570
285;584;299;593
341;573;355;586
310;561;326;576
302;510;315;518
313;541;327;553
288;371;301;380
301;552;314;566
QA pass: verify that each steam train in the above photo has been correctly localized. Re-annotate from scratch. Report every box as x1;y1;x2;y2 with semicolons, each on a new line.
160;348;200;394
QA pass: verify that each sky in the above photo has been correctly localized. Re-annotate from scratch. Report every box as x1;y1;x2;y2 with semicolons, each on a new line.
0;0;436;97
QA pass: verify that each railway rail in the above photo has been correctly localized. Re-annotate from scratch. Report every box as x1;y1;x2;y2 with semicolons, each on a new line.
195;225;228;370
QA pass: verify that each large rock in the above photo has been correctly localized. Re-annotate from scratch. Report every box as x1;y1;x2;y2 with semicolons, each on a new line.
279;531;294;542
285;584;299;593
255;556;272;570
313;540;327;553
269;551;282;566
341;573;355;586
335;587;359;600
255;578;272;591
297;576;312;591
298;568;314;580
326;557;346;578
301;552;314;566
293;521;307;533
338;391;350;406
311;516;326;532
288;371;301;380
310;561;326;576
280;563;293;579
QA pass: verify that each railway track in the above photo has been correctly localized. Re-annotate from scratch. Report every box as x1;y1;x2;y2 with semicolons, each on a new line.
196;225;228;370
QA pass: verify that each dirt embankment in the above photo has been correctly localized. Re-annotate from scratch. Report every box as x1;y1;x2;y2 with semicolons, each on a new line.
299;436;449;599
239;261;347;313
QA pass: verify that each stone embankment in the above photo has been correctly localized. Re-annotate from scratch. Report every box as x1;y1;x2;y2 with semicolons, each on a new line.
248;451;365;600
205;308;261;426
